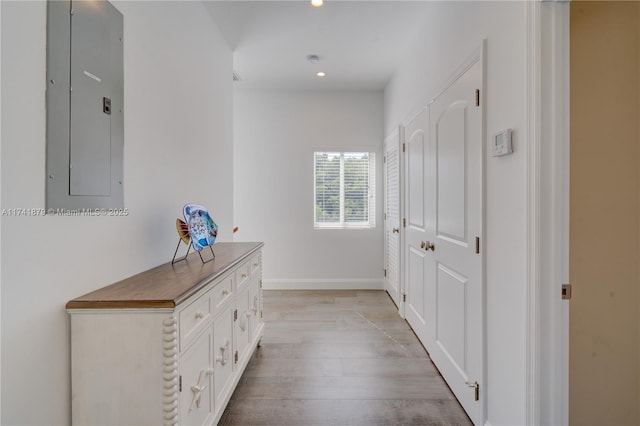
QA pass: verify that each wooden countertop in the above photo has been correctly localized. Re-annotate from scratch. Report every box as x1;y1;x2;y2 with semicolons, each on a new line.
66;242;264;310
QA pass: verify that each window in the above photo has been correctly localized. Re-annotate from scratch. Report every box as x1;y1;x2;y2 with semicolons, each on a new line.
314;151;376;229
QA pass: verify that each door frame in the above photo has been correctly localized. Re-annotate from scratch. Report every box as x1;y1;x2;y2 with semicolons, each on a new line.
398;124;406;319
526;1;570;424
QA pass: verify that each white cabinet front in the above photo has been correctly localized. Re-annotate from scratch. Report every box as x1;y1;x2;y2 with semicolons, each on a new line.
234;285;251;365
213;306;234;409
248;278;261;343
179;329;214;425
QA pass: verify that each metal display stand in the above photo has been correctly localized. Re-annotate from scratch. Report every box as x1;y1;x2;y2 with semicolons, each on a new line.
172;218;216;265
171;237;191;265
172;237;216;265
197;245;215;264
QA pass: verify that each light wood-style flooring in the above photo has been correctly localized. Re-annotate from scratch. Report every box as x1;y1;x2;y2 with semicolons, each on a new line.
220;290;472;425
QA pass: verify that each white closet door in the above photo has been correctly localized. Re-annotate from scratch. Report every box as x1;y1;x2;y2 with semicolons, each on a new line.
426;57;484;425
384;130;401;307
400;49;485;425
403;107;433;344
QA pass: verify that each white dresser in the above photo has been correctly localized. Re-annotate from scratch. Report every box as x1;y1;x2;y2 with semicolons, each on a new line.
66;242;264;425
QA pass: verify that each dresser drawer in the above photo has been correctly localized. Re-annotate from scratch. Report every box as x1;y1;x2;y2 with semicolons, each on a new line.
212;273;234;312
236;261;251;290
249;253;261;277
179;291;212;351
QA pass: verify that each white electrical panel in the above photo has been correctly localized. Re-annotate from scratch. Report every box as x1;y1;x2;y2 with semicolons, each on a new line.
46;0;124;211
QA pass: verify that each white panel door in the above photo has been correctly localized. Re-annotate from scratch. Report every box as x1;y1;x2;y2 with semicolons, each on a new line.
426;58;484;424
384;130;401;307
403;107;434;344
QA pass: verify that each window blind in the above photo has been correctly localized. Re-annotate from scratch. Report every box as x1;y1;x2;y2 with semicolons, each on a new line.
314;151;375;228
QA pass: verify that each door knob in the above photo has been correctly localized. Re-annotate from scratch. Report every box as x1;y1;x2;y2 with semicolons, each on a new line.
392;228;400;234
425;241;435;251
420;241;426;249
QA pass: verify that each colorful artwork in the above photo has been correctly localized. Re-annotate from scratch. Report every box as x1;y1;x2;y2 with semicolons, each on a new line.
176;219;191;245
182;204;218;252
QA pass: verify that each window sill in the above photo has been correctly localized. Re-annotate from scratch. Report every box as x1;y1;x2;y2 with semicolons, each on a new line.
314;225;376;230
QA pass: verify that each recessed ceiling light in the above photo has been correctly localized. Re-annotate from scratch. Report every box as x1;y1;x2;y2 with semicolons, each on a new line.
316;71;326;77
311;0;323;7
307;55;320;64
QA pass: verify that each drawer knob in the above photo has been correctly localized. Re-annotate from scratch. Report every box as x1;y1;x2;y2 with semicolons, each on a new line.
253;263;258;267
239;312;247;332
189;370;208;412
216;338;230;365
195;311;204;319
241;273;248;278
250;295;259;316
222;289;229;296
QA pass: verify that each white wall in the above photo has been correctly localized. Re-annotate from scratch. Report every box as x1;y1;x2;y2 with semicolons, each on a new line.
0;1;233;424
384;2;527;425
234;90;384;289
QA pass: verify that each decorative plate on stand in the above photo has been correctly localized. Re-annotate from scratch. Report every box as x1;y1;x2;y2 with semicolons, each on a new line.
183;204;218;252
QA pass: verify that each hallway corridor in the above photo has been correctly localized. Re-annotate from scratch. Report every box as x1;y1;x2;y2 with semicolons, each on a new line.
220;290;471;425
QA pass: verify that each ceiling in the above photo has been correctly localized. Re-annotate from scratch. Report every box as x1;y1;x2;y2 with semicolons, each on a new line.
203;1;430;90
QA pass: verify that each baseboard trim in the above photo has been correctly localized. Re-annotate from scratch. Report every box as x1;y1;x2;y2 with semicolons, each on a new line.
262;278;384;290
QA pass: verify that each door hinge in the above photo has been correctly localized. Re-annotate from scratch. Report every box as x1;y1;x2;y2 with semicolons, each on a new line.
403;294;407;302
234;309;238;321
562;284;572;300
383;156;386;163
179;375;182;392
384;269;387;277
465;381;479;401
475;237;480;254
402;218;406;228
234;351;239;364
384;213;387;220
402;143;406;153
475;89;480;107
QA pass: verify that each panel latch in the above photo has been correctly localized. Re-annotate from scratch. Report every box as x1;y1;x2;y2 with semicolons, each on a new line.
103;97;111;115
562;284;572;300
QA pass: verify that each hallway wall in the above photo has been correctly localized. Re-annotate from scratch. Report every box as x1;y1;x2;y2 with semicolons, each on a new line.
384;2;528;424
234;89;384;289
0;1;233;423
570;2;640;424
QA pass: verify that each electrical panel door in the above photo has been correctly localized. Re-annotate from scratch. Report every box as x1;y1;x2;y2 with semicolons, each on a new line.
47;0;124;211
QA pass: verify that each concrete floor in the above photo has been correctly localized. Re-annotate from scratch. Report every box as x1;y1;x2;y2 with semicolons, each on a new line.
219;290;472;425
